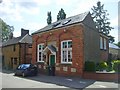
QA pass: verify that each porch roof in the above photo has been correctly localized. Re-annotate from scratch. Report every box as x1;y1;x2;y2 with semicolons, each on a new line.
43;45;57;54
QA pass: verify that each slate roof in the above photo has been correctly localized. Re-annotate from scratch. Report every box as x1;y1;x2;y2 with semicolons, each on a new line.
109;43;120;49
2;34;32;47
47;45;57;52
43;45;57;54
32;12;90;35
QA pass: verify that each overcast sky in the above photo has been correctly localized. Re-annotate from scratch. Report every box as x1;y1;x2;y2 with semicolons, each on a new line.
0;0;119;43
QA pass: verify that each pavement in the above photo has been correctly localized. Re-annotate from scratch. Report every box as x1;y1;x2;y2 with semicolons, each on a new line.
0;70;119;90
26;74;95;89
27;73;119;89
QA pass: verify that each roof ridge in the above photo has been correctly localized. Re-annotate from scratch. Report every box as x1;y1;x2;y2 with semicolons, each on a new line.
32;11;90;35
51;11;89;24
19;34;29;43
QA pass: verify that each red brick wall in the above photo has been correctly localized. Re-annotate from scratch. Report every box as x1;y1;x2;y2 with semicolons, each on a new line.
83;72;119;81
32;23;84;76
100;35;109;61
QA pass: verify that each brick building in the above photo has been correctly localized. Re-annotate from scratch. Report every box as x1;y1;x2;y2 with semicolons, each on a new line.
2;29;32;70
32;12;109;77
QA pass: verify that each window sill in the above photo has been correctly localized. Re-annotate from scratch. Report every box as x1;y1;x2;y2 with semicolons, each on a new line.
60;63;72;65
100;49;107;51
37;61;44;64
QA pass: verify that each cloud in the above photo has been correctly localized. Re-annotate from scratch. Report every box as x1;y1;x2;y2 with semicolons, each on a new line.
68;0;97;16
13;22;46;37
22;22;46;33
13;30;21;37
55;0;71;6
33;0;52;6
0;0;23;22
15;0;38;8
110;17;118;27
0;0;41;22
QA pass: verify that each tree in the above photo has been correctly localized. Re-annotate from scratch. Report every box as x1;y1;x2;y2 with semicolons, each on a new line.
0;18;14;42
91;1;114;43
108;35;115;43
57;8;66;21
47;11;52;25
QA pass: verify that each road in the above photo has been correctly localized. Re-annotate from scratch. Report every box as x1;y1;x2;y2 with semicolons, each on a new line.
1;71;68;88
1;70;119;89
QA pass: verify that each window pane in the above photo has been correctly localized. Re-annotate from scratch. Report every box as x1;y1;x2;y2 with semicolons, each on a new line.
68;50;72;62
39;52;41;61
100;37;103;49
63;51;67;62
14;58;17;65
104;38;106;50
41;45;44;50
39;45;41;50
38;44;44;62
63;42;67;48
68;41;72;48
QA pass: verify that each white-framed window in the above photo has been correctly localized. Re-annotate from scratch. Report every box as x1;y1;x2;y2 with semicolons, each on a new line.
104;38;107;50
100;37;103;49
37;44;44;62
100;36;107;50
61;40;72;64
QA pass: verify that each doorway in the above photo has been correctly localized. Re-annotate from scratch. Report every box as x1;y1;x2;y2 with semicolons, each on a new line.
49;55;55;66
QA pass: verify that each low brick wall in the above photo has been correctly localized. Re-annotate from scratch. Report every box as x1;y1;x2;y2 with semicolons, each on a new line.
83;72;120;81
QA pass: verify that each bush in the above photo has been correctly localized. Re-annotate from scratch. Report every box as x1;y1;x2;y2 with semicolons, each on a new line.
96;61;108;71
112;60;120;72
84;61;95;72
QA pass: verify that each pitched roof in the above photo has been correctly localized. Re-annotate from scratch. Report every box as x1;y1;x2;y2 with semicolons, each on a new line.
32;12;90;35
2;34;32;47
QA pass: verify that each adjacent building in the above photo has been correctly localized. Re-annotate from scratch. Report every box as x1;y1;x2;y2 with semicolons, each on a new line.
109;43;120;60
2;29;32;70
32;12;109;77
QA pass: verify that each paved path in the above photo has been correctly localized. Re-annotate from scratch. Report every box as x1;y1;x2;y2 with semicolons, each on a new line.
1;69;119;89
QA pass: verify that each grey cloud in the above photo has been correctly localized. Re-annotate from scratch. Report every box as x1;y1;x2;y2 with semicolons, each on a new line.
11;0;38;9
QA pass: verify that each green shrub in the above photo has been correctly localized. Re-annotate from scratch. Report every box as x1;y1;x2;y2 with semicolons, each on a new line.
96;61;108;71
84;61;95;72
112;60;120;72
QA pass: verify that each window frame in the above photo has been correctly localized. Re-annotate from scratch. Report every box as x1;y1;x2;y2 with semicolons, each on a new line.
14;58;17;65
104;38;107;50
37;43;44;62
100;36;107;50
100;37;103;49
61;40;72;64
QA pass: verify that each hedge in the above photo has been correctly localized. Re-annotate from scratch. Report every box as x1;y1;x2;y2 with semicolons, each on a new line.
112;60;120;72
84;61;95;72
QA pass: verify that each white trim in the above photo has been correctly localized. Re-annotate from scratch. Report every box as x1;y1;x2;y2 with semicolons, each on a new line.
37;43;44;62
49;54;56;66
61;40;72;64
43;46;56;55
46;54;47;63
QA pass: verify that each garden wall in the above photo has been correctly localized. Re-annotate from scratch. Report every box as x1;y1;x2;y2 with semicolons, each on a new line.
83;72;119;81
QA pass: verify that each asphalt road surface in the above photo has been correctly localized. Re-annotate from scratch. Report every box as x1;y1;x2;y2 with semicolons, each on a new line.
1;69;119;90
1;71;68;88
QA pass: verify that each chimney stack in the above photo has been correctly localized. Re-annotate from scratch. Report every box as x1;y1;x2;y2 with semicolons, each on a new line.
21;28;29;37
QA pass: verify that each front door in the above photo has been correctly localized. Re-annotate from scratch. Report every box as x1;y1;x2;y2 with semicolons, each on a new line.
49;55;55;76
50;55;55;66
